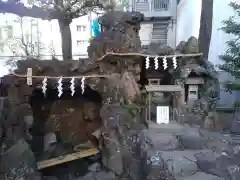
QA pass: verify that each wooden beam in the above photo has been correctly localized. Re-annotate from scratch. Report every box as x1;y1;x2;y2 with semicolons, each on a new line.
37;148;99;170
145;85;183;92
185;78;204;84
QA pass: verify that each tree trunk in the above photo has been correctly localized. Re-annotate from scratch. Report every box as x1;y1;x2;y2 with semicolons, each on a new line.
58;19;72;60
198;0;213;60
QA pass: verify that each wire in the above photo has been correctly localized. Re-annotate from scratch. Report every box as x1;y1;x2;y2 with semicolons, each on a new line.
11;72;108;79
97;52;203;61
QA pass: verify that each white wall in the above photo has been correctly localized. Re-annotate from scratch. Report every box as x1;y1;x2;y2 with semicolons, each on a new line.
71;13;98;57
139;23;153;45
167;21;177;48
176;0;201;45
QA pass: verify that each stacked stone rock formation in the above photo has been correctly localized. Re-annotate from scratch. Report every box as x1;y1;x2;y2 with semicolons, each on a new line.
0;10;227;180
142;37;220;128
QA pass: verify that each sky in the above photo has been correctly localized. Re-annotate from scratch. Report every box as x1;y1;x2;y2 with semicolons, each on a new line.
0;60;10;77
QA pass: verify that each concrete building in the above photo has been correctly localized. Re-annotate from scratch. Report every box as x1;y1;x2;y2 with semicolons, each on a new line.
133;0;178;47
0;12;99;75
0;13;98;60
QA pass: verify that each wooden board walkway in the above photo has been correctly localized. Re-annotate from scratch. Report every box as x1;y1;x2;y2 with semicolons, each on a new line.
37;148;99;170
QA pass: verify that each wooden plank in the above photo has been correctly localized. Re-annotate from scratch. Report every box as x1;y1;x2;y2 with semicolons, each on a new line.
185;78;204;84
145;85;183;92
26;68;32;85
37;148;99;170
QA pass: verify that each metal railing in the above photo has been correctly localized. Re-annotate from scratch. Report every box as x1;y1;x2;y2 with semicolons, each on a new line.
152;0;170;11
132;0;171;12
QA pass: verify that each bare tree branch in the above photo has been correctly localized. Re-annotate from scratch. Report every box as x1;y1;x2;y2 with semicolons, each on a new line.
19;17;29;56
0;0;108;20
0;0;118;60
0;1;62;20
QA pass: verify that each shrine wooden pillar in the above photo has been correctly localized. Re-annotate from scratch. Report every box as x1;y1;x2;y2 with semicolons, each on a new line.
145;85;184;127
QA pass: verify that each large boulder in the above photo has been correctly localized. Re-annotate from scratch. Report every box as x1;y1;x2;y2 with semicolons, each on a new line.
195;151;240;180
0;139;41;180
88;11;144;62
183;36;199;54
141;42;174;55
230;111;240;134
99;103;144;177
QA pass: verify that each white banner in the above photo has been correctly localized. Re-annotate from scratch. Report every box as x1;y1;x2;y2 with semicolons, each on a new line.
156;106;169;124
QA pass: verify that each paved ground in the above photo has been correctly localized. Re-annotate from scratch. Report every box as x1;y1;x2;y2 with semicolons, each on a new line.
148;120;185;132
143;121;240;180
51;119;240;180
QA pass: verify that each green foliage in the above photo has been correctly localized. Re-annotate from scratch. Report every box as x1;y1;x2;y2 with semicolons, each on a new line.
0;25;13;41
121;88;161;117
219;2;240;108
120;89;146;117
121;103;140;117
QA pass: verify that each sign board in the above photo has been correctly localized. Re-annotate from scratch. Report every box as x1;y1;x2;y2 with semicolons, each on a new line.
27;68;32;85
188;85;198;100
156;106;169;124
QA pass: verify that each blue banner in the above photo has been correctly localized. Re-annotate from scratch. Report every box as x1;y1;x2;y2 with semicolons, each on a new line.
92;19;101;38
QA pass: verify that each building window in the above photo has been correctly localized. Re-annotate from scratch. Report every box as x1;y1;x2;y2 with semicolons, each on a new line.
76;25;86;32
0;25;13;40
76;40;85;46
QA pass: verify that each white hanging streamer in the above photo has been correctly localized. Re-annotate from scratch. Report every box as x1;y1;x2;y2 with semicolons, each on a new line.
81;76;85;94
154;56;159;70
145;56;150;69
42;77;47;96
70;77;75;96
57;77;63;97
163;56;168;70
172;56;177;69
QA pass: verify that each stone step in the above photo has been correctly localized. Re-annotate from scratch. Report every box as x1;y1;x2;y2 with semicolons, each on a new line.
148;121;185;133
176;172;223;180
